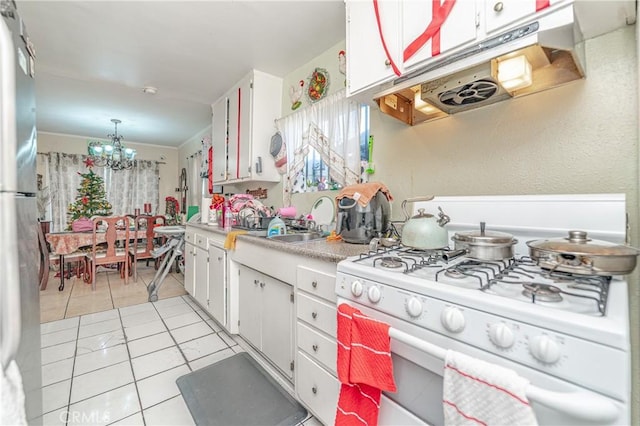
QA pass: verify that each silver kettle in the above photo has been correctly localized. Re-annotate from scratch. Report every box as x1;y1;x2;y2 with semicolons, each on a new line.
401;196;450;250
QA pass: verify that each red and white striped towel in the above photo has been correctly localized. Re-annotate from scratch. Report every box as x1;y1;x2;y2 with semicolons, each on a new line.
335;303;396;426
443;350;538;426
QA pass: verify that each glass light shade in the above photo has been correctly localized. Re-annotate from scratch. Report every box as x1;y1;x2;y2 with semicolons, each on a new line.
498;55;533;91
86;120;137;170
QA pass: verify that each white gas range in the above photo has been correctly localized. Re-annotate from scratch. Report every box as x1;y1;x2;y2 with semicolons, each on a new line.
335;194;631;425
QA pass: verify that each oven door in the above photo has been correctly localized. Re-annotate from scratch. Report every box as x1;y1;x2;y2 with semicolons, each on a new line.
337;297;627;426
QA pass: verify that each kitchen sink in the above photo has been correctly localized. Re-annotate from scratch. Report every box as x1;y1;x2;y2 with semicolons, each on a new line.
268;232;325;243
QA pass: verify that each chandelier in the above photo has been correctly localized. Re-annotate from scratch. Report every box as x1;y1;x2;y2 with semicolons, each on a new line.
87;119;136;170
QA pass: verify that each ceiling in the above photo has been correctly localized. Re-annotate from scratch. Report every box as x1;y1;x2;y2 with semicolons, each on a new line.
17;1;346;147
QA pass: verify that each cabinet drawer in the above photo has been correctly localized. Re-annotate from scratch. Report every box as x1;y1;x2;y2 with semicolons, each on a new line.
297;322;336;375
296;351;340;426
185;230;195;244
297;353;425;426
195;234;207;248
297;292;336;338
297;266;336;303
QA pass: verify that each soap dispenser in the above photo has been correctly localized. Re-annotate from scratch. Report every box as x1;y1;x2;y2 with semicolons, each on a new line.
267;216;286;237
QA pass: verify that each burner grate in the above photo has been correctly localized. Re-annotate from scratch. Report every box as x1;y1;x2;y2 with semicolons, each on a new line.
486;258;610;315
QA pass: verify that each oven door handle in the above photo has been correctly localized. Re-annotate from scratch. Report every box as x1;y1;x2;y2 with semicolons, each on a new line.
388;328;620;423
526;387;619;423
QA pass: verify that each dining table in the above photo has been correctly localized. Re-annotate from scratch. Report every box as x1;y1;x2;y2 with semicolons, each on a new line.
46;228;145;291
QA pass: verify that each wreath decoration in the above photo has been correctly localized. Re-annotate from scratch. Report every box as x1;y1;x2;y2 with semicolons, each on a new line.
307;68;330;103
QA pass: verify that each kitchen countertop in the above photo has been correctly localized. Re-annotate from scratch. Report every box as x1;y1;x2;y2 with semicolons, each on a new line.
186;222;369;263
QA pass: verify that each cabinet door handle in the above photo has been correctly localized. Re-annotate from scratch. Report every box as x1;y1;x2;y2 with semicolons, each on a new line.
254;279;259;285
493;1;503;12
260;282;265;288
311;312;317;319
312;386;317;394
312;344;318;352
311;280;318;288
384;59;391;66
217;256;222;261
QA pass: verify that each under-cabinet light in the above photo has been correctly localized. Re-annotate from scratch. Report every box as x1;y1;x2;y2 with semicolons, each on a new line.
498;55;532;91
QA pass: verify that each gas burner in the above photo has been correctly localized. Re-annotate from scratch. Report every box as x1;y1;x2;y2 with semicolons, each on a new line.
445;269;466;279
522;283;563;303
404;248;443;256
378;256;404;269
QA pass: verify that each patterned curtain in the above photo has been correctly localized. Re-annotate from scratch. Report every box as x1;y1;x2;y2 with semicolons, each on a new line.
47;153;85;232
45;152;160;230
276;89;362;206
100;160;160;216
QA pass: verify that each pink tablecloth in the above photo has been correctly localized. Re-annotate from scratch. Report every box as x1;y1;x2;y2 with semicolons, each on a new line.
46;230;143;255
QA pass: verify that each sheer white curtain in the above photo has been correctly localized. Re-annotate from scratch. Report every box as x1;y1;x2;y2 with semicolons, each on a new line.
275;89;362;205
187;151;203;208
44;152;160;230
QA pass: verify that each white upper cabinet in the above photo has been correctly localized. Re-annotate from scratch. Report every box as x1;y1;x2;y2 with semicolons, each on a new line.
212;97;228;182
212;70;282;184
402;0;477;71
484;0;565;34
346;0;401;96
345;0;582;97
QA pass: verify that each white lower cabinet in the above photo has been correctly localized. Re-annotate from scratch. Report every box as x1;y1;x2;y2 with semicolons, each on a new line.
238;263;294;379
207;243;226;327
184;225;227;328
194;237;208;309
296;351;340;425
295;265;339;425
184;230;207;302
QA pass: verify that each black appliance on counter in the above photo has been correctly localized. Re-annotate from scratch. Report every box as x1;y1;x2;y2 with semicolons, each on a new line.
336;190;390;244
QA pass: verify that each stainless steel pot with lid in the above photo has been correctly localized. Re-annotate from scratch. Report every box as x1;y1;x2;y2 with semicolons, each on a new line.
526;230;640;276
451;222;517;260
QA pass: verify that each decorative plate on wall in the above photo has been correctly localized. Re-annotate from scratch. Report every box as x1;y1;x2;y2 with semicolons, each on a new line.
307;68;330;103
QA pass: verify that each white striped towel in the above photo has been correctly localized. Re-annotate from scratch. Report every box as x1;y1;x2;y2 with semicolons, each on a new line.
443;350;538;426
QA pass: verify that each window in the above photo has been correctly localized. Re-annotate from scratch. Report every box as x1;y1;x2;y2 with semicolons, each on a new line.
276;89;369;205
300;104;370;192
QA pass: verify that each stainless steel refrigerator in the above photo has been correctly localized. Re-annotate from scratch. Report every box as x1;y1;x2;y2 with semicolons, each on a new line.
1;0;42;423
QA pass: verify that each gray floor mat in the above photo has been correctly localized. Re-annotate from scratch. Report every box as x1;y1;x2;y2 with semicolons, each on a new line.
176;352;308;426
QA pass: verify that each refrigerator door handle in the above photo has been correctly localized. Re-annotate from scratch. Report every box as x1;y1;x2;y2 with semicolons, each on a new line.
0;15;18;193
1;194;21;372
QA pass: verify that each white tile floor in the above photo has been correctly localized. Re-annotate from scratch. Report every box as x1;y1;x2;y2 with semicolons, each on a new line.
39;294;319;426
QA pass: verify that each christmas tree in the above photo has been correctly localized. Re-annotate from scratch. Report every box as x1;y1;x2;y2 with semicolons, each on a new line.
67;158;112;228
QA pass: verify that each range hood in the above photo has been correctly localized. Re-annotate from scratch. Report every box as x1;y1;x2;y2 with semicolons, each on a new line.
376;5;586;126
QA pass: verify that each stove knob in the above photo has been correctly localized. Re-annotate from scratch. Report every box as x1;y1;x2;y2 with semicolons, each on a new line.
488;323;515;349
530;335;561;364
406;297;423;318
367;286;382;304
351;280;364;297
441;307;465;333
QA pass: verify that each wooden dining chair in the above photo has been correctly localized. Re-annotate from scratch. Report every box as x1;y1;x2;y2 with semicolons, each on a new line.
129;215;166;281
37;220;86;291
84;216;130;290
